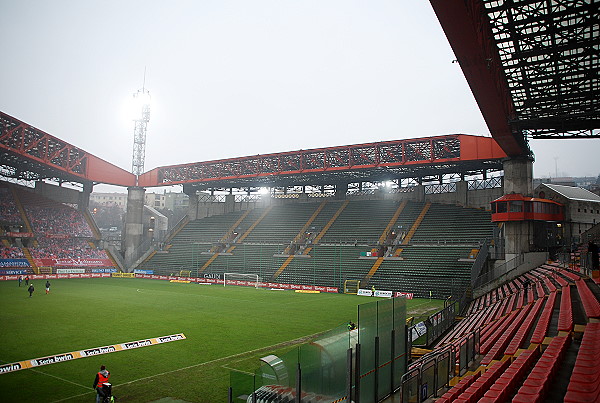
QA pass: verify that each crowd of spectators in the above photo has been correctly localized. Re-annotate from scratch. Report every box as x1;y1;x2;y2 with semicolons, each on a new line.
0;246;26;259
0;188;22;223
24;205;93;237
29;238;108;260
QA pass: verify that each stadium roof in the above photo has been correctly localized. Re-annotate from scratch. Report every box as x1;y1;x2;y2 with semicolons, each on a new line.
137;134;506;191
430;0;599;157
542;183;600;202
0;112;135;187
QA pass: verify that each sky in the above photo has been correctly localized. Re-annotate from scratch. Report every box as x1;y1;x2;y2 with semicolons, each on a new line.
1;0;598;193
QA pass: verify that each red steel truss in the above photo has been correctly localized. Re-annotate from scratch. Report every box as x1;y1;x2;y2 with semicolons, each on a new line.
138;134;506;189
0;112;135;186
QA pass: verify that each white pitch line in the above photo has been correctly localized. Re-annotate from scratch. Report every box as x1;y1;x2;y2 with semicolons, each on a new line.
0;359;90;401
29;368;90;390
54;330;327;403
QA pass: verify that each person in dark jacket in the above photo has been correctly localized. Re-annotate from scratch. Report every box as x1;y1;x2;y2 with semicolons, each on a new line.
28;283;34;297
45;280;51;294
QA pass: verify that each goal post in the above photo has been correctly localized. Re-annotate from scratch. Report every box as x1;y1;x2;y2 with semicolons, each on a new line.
224;272;260;288
344;279;361;294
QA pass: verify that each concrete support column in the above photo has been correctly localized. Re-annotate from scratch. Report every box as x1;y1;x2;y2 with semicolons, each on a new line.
124;186;145;269
504;221;534;261
503;156;534;196
78;183;92;211
503;155;534;259
183;185;199;220
415;184;425;202
456;180;468;206
187;192;200;220
335;183;348;199
225;194;235;214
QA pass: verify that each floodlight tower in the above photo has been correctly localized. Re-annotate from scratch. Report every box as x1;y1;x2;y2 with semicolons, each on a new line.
124;73;151;268
131;80;151;180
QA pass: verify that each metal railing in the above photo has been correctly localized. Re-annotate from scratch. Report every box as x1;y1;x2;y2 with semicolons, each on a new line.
467;177;502;190
407;302;457;350
472;253;524;289
470;240;489;287
401;330;479;402
424;183;457;195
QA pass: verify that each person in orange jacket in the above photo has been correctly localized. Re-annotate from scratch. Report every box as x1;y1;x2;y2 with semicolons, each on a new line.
93;365;110;403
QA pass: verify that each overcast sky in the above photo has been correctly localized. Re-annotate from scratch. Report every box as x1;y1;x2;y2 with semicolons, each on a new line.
1;0;598;193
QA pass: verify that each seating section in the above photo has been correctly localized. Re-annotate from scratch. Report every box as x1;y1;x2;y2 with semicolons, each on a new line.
0;185;113;272
575;279;600;319
411;203;493;243
140;200;493;297
29;238;108;260
564;322;600;402
513;336;570;403
424;260;600;402
0;246;26;259
0;185;22;223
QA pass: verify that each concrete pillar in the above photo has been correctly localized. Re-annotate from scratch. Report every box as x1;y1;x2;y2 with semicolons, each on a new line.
415;184;425;202
183;185;199;220
503;156;534;258
225;194;235;213
187;193;200;220
78;183;92;211
123;186;145;269
456;180;468;206
335;183;348;199
504;221;534;261
503;156;534;196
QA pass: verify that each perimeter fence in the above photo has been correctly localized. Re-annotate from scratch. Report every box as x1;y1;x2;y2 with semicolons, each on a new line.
229;296;406;403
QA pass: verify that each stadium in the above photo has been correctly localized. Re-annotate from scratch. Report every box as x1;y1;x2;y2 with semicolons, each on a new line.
1;1;599;403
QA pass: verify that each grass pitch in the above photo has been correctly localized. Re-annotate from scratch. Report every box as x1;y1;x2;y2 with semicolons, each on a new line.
0;278;443;402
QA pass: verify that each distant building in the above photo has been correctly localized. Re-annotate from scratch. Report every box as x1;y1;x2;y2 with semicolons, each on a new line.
89;192;128;210
164;192;189;211
535;183;600;244
533;176;597;189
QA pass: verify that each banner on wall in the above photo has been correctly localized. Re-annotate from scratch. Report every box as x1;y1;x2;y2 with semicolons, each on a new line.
0;273;111;281
5;232;34;238
0;259;30;268
34;259;113;267
56;268;86;274
134;274;340;293
0;269;29;275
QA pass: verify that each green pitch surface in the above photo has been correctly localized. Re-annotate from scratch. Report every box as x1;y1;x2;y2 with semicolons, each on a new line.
0;279;443;402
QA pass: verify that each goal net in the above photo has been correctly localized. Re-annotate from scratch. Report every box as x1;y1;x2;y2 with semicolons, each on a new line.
224;272;260;288
344;279;361;294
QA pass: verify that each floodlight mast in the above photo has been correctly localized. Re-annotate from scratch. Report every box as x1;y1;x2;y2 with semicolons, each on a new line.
131;77;151;183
